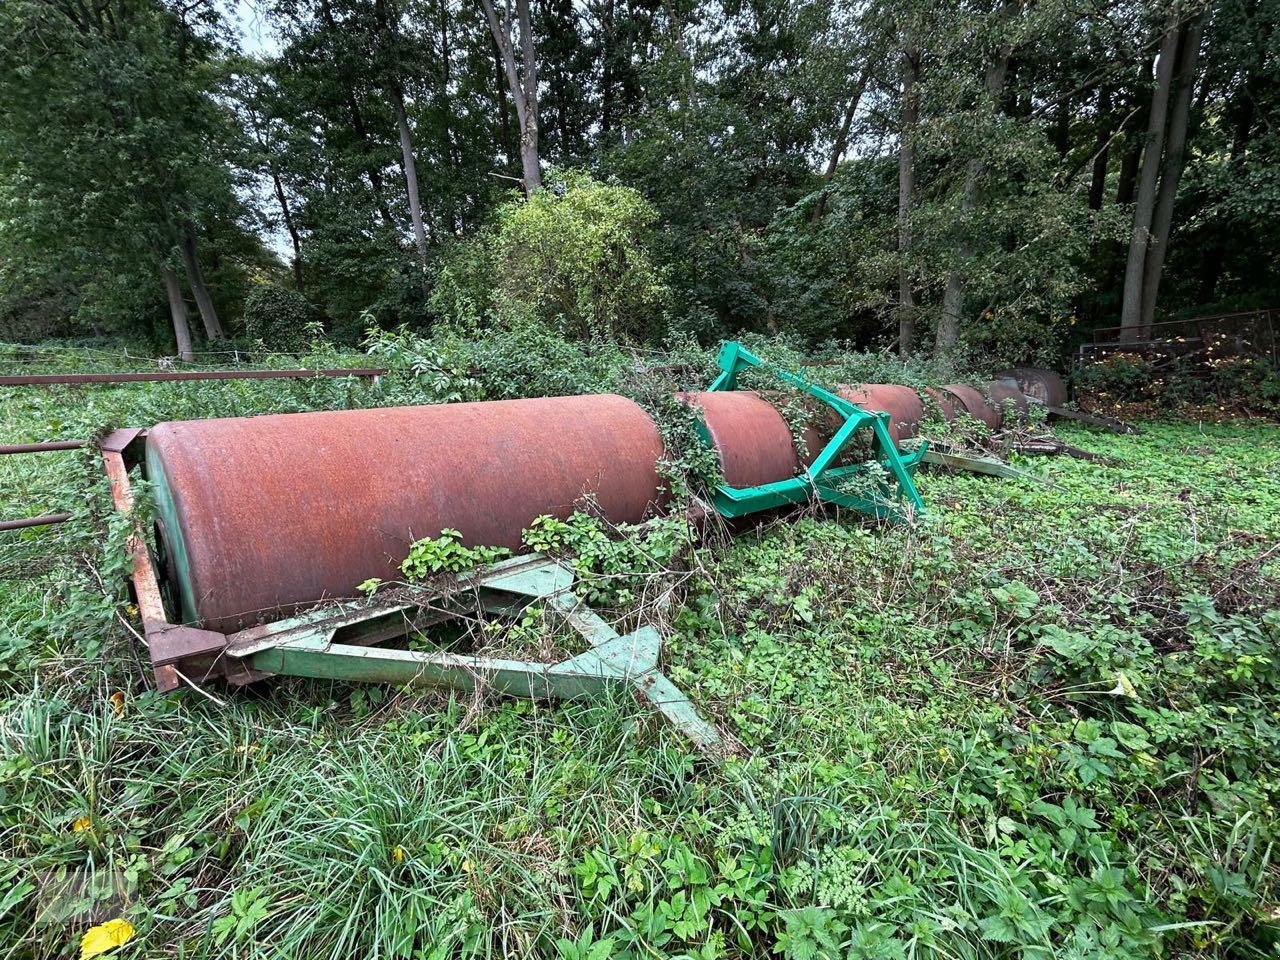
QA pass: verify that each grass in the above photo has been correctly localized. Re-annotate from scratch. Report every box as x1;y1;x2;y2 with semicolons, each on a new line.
1;337;1278;959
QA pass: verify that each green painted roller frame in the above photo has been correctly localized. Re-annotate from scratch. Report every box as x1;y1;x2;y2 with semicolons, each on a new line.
225;553;725;751
103;423;725;749
700;341;927;521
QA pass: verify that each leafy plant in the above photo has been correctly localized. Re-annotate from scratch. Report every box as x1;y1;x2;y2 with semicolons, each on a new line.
242;285;314;352
400;528;510;579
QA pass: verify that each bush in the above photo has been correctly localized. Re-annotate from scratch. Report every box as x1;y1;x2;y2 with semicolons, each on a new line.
1077;350;1280;413
242;285;314;351
430;170;669;342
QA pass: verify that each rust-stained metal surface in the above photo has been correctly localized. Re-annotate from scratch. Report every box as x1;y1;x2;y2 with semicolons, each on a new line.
998;367;1068;408
940;384;1001;429
147;394;668;633
987;381;1030;422
836;385;924;445
0;368;386;387
0;440;86;454
0;512;73;531
923;387;959;422
100;432;183;692
678;391;801;486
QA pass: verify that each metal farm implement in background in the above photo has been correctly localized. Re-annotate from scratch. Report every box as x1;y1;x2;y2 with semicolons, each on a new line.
2;344;1054;749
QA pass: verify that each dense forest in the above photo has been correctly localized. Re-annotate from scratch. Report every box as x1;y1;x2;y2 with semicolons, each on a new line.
0;0;1277;364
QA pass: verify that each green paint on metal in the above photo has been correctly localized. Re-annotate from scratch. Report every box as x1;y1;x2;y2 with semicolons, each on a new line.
144;444;198;624
921;449;1040;481
701;342;927;521
233;555;723;751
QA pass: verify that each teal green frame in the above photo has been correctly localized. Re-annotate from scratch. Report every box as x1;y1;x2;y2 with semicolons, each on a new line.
700;342;926;520
223;554;724;752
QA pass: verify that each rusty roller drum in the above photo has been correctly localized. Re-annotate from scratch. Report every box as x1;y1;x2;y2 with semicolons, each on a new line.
678;391;803;485
998;367;1068;408
939;384;1002;429
987;380;1030;423
836;385;924;445
147;395;667;632
922;387;959;422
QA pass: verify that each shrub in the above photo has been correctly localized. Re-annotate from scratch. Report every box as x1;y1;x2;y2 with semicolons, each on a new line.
430;170;669;342
242;285;314;351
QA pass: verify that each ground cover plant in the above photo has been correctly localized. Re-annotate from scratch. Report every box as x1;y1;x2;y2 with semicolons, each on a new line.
1;335;1278;959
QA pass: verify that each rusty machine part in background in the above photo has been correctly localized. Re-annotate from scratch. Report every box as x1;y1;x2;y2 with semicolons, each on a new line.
939;384;1002;429
997;368;1068;408
922;387;959;422
837;385;925;445
987;381;1031;422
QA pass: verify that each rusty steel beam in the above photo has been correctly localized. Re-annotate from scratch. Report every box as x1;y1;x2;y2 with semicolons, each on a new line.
0;440;86;454
100;435;182;692
0;368;386;387
0;512;73;531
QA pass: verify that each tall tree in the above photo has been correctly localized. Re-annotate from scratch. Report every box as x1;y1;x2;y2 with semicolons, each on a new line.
1119;18;1181;340
937;2;1015;355
479;0;542;191
0;0;251;353
1139;14;1204;334
897;43;919;357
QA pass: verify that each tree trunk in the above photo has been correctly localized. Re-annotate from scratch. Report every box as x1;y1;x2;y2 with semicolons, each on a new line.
515;0;541;191
490;34;517;164
438;0;459;231
1139;16;1203;335
374;0;430;259
269;166;304;290
1088;88;1112;211
162;265;195;362
391;86;430;264
1053;90;1071;158
480;0;541;193
1118;21;1179;341
1115;62;1151;206
180;228;226;341
811;71;868;222
937;47;1011;355
897;46;918;358
600;0;615;135
1115;138;1140;205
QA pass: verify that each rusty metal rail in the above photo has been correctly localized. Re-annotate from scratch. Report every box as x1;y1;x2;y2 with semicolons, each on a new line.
1;441;85;529
0;440;86;454
0;368;386;387
0;512;73;531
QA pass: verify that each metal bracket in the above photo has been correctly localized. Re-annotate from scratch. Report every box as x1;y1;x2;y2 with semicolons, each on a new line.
701;342;926;520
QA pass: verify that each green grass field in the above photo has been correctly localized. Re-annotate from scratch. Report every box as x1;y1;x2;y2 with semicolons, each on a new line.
2;345;1279;959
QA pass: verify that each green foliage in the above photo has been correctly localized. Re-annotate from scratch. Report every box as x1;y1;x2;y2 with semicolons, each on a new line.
0;0;262;345
522;512;693;608
400;528;511;579
1077;352;1280;413
431;171;668;341
3;347;1280;960
242;285;315;351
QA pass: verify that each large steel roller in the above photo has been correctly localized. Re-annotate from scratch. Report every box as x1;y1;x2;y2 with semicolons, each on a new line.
147;391;813;632
146;366;1043;633
148;394;674;631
